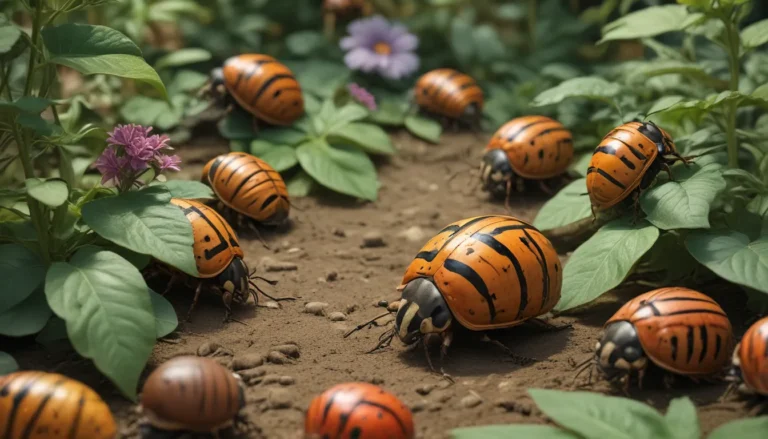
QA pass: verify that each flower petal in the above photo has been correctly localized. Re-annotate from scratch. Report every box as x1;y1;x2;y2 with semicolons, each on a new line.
386;53;420;79
340;36;362;51
345;48;375;71
391;32;418;52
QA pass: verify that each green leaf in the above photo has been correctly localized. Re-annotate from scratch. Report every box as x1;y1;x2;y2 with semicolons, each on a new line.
155;180;215;200
555;219;660;311
322;103;370;133
0;289;52;337
120;95;181;129
250;140;298;172
640;162;725;230
664;398;699;439
533;178;592;230
0;352;18;375
708;417;768;439
450;17;475;65
634;61;727;89
296;140;378;201
286;170;315;198
529;389;672;439
258;127;307;146
532;77;620;107
0;97;52;115
405;115;442;144
154;48;211;70
81;186;198;276
25;178;69;208
599;5;693;44
686;230;768;295
42;24;167;99
451;425;580;439
149;289;178;338
286;30;323;56
45;247;155;400
0;21;22;54
290;60;350;99
369;98;408;126
328;123;396;155
0;244;46;314
741;19;768;50
648;95;685;116
473;24;506;64
218;110;255;140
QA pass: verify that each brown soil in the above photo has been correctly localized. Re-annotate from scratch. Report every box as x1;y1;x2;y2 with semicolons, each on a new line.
9;132;756;439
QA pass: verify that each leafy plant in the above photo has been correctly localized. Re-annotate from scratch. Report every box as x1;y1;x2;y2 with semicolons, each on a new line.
451;389;768;439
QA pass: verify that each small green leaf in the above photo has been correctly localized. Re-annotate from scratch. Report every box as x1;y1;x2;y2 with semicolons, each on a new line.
286;30;323;56
664;398;699;439
42;24;167;99
599;5;693;44
323;103;370;133
250;140;298;172
149;289;178;338
0;289;52;337
640;162;726;230
25;178;69;208
450;16;475;65
741;19;768;50
369;98;408;126
533;77;620;107
328;123;396;155
155;180;215;200
708;417;768;439
533;178;592;230
529;389;672;439
0;244;46;314
0;352;18;374
0;97;53;114
296;140;378;201
648;95;685;116
218;110;255;140
290;60;350;99
686;230;768;295
556;219;660;311
286;170;315;198
81;186;198;276
45;247;156;400
0;21;22;54
154;48;211;70
258;127;307;146
405;115;442;143
451;425;580;439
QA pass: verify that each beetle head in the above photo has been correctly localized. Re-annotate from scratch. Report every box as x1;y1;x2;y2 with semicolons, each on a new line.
595;320;648;380
394;278;452;345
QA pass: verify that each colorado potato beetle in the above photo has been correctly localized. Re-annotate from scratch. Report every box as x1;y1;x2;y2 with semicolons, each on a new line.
581;287;733;389
728;316;768;397
305;382;414;439
481;116;574;200
202;152;290;228
586;121;691;212
140;356;245;434
210;54;304;127
0;371;117;439
414;68;484;126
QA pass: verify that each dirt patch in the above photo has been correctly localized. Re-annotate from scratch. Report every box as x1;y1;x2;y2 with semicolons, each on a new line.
9;131;755;438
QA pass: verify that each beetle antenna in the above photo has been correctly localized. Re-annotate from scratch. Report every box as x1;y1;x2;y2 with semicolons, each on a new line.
344;312;394;338
572;357;596;386
248;279;295;302
366;328;396;353
249;274;278;286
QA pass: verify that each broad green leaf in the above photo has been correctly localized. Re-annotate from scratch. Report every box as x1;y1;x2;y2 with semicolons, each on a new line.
290;60;350;99
633;61;726;89
286;171;315;198
741;19;768;50
369;99;408;126
0;21;21;54
286;30;323;56
647;95;685;116
640;232;699;281
107;245;152;271
664;398;699;439
641;162;725;230
451;425;579;439
42;24;167;99
0;97;52;114
405;115;442;143
25;178;69;207
250;140;298;172
533;178;592;230
18;114;61;136
218;110;255;140
0;289;52;337
81;186;198;276
529;389;672;439
296;140;378;201
154;48;211;70
156;180;215;199
555;219;659;311
473;24;506;64
258;127;307;146
708;417;768;439
533;77;620;107
322;103;369;133
599;5;692;44
45;247;155;400
0;352;18;374
328;123;396;155
149;289;178;338
0;244;46;314
169;70;209;93
686;230;768;295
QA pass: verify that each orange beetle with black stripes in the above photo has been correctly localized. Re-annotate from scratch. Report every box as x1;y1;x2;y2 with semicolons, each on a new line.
414;68;484;126
592;287;733;387
728;316;768;397
481;115;574;199
586;121;691;212
305;382;414;439
0;371;116;439
202;152;290;227
210;54;304;127
140;356;245;434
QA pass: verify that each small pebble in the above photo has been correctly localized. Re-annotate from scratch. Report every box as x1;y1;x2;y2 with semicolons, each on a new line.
433;390;453;403
286;247;302;254
398;226;426;242
196;342;222;357
328;312;347;322
345;304;359;314
427;402;442;412
262;375;281;385
416;384;435;396
267;388;293;409
267;351;294;364
238;367;266;381
325;271;338;282
304;302;329;316
279;376;295;386
272;344;301;358
410;400;428;413
264;301;280;309
332;228;346;237
361;231;386;248
260;257;298;272
231;353;265;371
460;393;483;409
376;300;389;308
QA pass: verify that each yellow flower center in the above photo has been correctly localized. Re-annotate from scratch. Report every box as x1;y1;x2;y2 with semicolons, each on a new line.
373;42;392;55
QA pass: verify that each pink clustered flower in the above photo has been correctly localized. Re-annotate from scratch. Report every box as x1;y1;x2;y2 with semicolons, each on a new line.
93;124;181;189
347;83;377;111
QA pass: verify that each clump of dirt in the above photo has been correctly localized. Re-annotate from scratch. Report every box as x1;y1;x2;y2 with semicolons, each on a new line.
9;132;756;438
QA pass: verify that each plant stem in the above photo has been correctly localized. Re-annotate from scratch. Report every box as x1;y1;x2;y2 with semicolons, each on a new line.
723;16;741;169
23;1;43;96
527;0;537;53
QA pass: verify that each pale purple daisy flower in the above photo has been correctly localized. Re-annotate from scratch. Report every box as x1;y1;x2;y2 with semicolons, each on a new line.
347;83;377;111
340;15;419;80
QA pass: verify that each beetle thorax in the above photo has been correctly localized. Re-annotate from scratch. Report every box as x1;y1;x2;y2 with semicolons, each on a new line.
595;321;648;379
480;149;514;197
395;278;452;345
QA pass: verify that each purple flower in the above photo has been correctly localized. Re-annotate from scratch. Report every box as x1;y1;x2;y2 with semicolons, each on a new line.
347;83;377;111
93;146;128;185
157;154;182;172
340;15;419;80
107;124;151;147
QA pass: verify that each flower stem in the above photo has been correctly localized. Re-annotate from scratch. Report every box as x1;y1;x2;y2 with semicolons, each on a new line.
723;15;741;169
